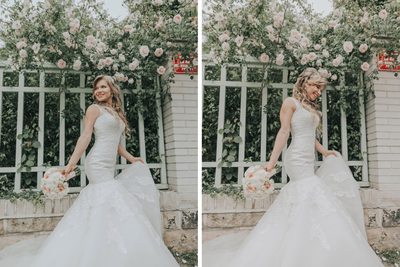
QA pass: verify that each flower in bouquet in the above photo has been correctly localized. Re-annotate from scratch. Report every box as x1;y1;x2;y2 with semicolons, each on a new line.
41;167;80;199
242;165;279;198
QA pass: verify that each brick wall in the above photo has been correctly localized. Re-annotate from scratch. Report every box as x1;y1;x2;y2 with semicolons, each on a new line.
366;71;400;199
162;74;198;208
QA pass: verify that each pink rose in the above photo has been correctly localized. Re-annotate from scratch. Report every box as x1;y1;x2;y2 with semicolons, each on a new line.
259;53;269;63
32;43;40;54
139;45;150;57
69;19;80;34
218;33;230;43
129;59;140;71
332;55;343;67
361;62;370;71
221;42;230;51
73;59;81;71
118;54;126;62
275;53;284;66
104;57;113;66
379;9;388;20
173;14;182;24
154;48;164;57
314;44;321;51
19;49;28;59
308;52;317;62
12;20;22;30
358;44;368;54
124;24;134;33
157;66;166;75
57;59;66;69
273;12;284;28
235;36;244;47
343;41;353;54
85;35;96;49
16;40;27;50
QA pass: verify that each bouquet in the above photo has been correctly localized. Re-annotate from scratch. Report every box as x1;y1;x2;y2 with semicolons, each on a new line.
242;165;278;198
40;167;79;199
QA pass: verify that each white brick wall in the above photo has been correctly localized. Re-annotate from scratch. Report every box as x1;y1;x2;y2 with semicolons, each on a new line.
366;71;400;199
162;74;198;208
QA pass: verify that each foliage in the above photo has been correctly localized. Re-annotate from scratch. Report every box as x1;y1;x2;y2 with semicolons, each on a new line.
375;248;400;265
0;175;44;206
0;0;198;81
202;182;244;201
204;0;400;78
170;249;198;267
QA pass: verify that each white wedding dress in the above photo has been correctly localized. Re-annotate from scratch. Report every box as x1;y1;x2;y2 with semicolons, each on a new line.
0;104;179;267
203;97;383;267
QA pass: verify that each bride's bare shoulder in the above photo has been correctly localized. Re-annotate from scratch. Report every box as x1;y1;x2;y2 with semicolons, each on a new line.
281;97;297;112
85;104;101;117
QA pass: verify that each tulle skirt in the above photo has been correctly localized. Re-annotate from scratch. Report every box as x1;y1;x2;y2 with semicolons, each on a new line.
203;155;383;267
0;162;179;267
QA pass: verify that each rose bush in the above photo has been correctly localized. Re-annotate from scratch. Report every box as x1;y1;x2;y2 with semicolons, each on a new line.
204;0;400;83
0;0;198;84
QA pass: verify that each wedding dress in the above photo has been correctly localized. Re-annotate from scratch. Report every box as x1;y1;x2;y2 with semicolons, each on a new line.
203;97;383;267
0;104;179;267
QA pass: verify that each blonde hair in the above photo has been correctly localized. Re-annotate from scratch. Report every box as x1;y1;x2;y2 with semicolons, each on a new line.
92;75;130;136
293;68;327;132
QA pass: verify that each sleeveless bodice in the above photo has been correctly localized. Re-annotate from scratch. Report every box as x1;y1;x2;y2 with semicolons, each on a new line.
284;97;319;181
85;105;125;183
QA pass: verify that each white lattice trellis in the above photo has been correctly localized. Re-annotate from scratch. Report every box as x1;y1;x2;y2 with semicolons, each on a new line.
202;58;369;188
0;63;168;192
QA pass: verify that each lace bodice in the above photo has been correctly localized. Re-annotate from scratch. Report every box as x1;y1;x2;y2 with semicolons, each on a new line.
85;104;125;184
284;97;319;181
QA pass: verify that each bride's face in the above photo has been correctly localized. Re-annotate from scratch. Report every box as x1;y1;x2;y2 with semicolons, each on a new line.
304;80;323;101
94;79;112;104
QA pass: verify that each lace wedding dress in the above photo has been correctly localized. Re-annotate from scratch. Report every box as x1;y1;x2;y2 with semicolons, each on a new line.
0;104;179;267
203;97;383;267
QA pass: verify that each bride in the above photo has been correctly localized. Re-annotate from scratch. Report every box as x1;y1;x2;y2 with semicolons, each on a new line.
0;75;179;267
203;68;384;267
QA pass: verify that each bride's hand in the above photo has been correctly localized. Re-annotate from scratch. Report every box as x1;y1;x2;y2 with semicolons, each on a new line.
62;164;74;179
132;157;144;164
323;150;337;157
263;161;275;172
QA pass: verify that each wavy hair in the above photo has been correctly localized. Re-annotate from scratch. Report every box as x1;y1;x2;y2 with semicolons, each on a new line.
92;75;130;136
293;68;327;132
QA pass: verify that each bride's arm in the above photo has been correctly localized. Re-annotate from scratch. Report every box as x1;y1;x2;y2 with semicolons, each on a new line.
315;140;337;157
64;105;100;175
264;98;296;171
117;144;144;164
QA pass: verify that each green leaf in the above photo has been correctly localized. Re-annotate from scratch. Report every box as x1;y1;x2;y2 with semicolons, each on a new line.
32;141;41;148
25;160;35;167
218;128;224;134
233;136;242;143
226;155;235;162
17;134;23;139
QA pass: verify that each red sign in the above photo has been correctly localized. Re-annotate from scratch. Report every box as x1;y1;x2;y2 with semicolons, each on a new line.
378;51;400;71
173;54;198;74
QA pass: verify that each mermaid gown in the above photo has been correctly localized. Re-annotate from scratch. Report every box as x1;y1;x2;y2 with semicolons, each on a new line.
203;97;383;267
0;104;179;267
